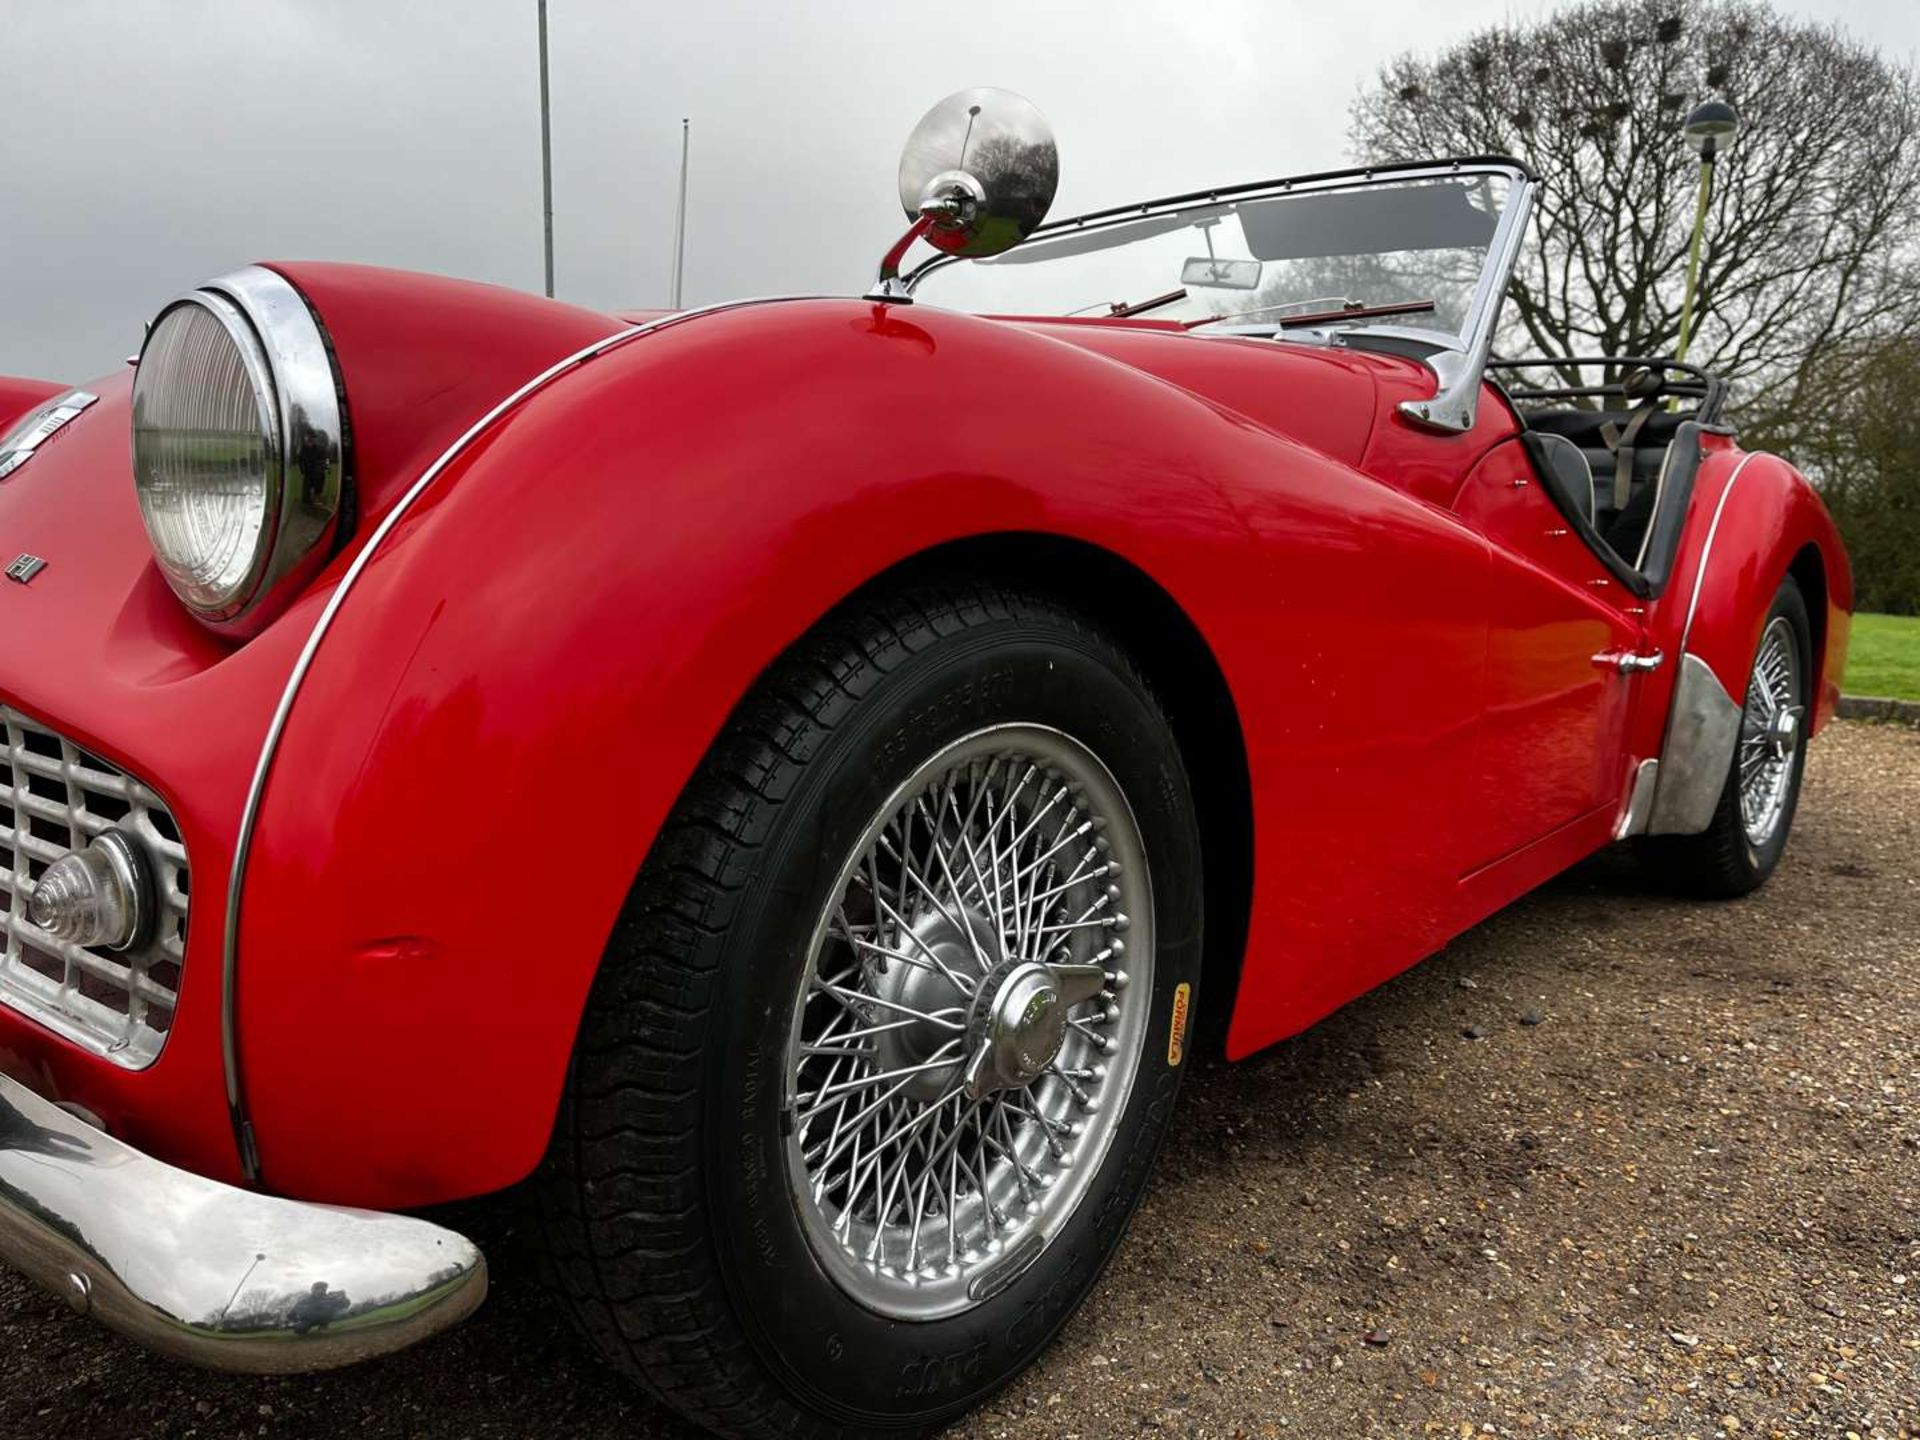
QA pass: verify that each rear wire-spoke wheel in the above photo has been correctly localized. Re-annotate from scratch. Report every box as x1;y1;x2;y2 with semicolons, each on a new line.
787;725;1151;1320
537;582;1202;1438
1640;575;1811;897
1736;615;1802;849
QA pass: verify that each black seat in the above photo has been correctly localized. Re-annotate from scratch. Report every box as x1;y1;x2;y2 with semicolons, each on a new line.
1515;418;1708;602
1525;407;1687;448
1527;407;1680;500
1491;357;1722;600
1524;405;1681;545
1517;428;1648;598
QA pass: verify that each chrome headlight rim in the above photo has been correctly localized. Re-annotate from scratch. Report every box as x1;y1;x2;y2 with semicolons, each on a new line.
132;265;347;634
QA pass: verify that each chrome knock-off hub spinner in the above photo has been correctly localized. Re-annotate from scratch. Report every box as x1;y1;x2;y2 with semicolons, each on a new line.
963;958;1112;1099
967;962;1065;1097
1765;705;1799;759
870;905;1004;1101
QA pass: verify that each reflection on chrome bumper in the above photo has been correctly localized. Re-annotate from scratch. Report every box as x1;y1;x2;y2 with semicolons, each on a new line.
0;1073;486;1372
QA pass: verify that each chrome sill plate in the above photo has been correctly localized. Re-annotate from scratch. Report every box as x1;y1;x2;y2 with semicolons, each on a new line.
0;1072;487;1372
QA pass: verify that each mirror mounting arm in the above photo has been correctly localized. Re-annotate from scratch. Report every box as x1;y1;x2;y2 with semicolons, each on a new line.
867;212;939;304
867;213;937;303
868;190;973;304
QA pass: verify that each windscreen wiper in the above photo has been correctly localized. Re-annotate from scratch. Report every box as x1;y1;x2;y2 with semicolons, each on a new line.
1184;298;1437;330
1107;288;1187;318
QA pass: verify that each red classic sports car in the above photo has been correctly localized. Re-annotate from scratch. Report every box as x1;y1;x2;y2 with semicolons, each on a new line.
0;89;1850;1434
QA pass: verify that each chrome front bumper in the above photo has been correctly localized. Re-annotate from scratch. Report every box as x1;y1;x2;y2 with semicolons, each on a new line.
0;1072;486;1372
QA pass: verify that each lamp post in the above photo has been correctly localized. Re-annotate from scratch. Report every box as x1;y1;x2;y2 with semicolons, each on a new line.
538;0;554;298
670;118;690;309
1675;99;1739;362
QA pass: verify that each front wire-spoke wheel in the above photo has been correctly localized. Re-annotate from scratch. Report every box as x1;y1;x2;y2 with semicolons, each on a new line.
786;725;1151;1320
537;582;1202;1438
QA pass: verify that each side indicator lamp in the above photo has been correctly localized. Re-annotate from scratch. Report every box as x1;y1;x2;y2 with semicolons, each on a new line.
28;831;153;951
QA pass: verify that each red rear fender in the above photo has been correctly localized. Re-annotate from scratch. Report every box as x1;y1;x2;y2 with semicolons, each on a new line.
1659;450;1853;731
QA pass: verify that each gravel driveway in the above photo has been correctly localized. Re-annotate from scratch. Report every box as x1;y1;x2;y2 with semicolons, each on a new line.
4;721;1915;1439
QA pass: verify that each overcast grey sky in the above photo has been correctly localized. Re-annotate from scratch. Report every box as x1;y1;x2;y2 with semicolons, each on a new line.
4;0;1914;381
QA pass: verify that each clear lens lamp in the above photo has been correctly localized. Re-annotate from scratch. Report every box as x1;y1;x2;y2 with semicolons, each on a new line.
28;831;152;951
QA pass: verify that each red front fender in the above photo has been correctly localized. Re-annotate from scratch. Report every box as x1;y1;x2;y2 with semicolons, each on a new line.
235;297;1498;1206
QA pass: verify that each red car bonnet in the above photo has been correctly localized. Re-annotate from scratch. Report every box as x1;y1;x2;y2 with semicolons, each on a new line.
0;376;67;430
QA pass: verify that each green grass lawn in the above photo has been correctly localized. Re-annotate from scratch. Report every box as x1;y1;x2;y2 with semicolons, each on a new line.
1843;613;1920;701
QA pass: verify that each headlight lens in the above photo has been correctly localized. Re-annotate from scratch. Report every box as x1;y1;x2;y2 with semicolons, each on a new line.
132;297;279;616
131;268;345;632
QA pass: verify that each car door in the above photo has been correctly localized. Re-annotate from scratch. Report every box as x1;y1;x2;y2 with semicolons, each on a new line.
1447;433;1650;870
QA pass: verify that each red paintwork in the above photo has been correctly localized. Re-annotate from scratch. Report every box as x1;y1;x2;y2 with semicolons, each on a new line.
0;266;1850;1208
287;267;625;527
0;377;65;430
1662;450;1854;727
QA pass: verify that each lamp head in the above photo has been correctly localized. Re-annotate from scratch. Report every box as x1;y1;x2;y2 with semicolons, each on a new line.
1682;99;1740;160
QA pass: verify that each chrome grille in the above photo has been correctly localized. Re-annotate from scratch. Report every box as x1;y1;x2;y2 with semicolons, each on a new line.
0;705;189;1068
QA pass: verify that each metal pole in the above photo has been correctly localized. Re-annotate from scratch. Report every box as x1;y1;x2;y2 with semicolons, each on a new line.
1676;155;1713;362
538;0;555;298
671;118;690;308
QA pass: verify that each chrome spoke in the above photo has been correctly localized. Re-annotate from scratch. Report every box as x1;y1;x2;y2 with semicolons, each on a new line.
808;1013;944;1046
797;1041;965;1115
813;978;966;1030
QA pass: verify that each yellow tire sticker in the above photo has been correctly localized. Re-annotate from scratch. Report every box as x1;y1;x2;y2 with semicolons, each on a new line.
1167;982;1191;1067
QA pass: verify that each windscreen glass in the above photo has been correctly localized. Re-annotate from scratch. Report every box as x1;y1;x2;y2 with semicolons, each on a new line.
914;171;1513;341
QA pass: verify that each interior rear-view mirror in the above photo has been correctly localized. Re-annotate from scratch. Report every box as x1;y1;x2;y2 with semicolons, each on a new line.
1181;256;1261;289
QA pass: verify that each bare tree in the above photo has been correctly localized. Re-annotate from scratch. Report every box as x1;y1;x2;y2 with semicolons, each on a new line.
1350;0;1920;430
1784;336;1920;613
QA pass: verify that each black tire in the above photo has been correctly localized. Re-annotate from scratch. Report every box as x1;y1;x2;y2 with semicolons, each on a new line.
534;579;1203;1438
1639;575;1812;897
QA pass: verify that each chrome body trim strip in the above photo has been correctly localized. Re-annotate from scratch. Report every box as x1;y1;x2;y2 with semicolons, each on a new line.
1647;654;1743;834
1677;450;1760;657
0;1071;485;1372
1615;757;1661;840
221;295;821;1180
1647;451;1763;836
0;390;98;481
